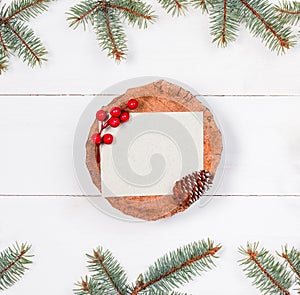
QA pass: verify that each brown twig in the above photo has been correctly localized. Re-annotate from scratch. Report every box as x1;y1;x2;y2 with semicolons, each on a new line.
80;280;91;294
221;0;227;44
4;21;41;64
93;251;124;295
2;0;47;22
131;246;220;295
106;3;152;20
278;9;300;15
173;0;182;10
0;30;7;51
239;0;290;48
0;248;28;276
101;0;124;60
247;250;290;295
282;253;300;279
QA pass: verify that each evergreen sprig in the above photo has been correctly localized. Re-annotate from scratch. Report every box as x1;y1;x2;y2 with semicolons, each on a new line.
67;0;156;61
67;0;300;61
276;1;300;25
74;239;221;295
279;246;300;290
0;0;53;74
0;242;33;290
239;242;293;295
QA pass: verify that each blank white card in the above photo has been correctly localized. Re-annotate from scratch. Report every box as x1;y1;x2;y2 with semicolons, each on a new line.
101;112;203;197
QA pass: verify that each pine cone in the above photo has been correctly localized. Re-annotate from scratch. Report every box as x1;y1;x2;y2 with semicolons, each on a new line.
173;170;212;210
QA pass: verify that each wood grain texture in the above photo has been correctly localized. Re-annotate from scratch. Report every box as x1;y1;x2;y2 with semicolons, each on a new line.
86;80;222;220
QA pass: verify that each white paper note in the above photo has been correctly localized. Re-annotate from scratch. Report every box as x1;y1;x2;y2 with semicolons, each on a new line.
101;112;203;197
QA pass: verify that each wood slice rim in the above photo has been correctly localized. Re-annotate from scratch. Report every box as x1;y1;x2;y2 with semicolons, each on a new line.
86;80;223;221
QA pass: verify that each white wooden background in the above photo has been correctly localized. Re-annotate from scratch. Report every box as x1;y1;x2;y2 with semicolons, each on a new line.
0;0;299;294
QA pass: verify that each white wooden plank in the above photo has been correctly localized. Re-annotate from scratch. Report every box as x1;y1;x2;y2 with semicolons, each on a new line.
0;0;300;94
0;196;298;294
0;96;300;195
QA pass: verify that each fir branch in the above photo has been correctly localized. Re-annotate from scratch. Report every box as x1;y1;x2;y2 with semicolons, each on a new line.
3;0;51;23
86;247;129;295
279;245;300;284
2;20;47;66
157;0;189;16
74;276;107;295
276;1;300;25
190;0;214;13
239;242;293;295
0;0;52;73
67;0;101;29
130;239;221;294
107;0;156;29
209;0;240;46
0;242;33;290
76;239;221;294
68;0;154;61
94;6;127;60
238;0;295;52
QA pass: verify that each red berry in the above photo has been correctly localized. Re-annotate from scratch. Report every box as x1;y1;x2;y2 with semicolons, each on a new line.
120;111;130;122
103;133;113;144
127;99;138;110
108;117;120;128
110;107;121;117
91;133;101;144
96;110;107;121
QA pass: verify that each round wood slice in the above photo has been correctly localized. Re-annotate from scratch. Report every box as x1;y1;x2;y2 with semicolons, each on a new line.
86;80;222;221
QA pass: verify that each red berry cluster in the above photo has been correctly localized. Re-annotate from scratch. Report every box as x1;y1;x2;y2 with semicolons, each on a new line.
91;99;139;145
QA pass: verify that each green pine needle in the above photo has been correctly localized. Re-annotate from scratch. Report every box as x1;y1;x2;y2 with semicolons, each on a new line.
0;242;33;290
6;0;51;22
0;0;52;73
86;247;130;294
67;0;155;61
209;0;240;47
94;8;127;61
276;1;300;26
190;0;214;14
144;291;190;295
0;52;8;74
278;245;300;290
157;0;189;16
74;276;107;295
239;242;293;295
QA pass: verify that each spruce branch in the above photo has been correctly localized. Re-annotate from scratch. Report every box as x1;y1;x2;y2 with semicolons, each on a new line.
130;239;221;294
4;0;51;22
67;0;155;61
209;0;240;46
276;1;300;25
239;242;293;295
74;276;107;295
95;7;127;61
278;246;300;289
190;0;214;14
157;0;189;16
3;20;47;66
75;239;221;294
0;242;33;290
0;0;52;73
86;247;130;294
237;0;295;52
